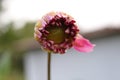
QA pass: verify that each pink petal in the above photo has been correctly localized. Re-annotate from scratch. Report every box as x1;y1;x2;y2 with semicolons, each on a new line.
73;34;95;53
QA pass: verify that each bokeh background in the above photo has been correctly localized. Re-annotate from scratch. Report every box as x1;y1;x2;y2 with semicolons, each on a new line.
0;0;120;80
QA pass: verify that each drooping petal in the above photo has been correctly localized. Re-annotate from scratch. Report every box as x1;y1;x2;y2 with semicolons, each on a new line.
73;34;95;53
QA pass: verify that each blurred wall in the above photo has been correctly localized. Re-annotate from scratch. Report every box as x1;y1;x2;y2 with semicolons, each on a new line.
24;35;120;80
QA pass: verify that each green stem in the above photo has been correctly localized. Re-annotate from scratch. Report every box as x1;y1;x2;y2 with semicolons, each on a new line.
48;52;51;80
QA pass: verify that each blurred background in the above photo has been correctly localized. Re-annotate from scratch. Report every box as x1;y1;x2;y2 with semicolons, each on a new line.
0;0;120;80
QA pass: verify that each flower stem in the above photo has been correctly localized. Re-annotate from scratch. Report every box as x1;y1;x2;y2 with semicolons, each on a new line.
48;52;51;80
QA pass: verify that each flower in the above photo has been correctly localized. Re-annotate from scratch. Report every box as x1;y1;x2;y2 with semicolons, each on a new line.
34;11;95;54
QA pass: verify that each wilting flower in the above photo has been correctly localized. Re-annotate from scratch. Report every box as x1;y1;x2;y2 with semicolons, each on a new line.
34;12;95;54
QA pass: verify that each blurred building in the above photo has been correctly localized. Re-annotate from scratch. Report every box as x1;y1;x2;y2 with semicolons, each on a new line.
16;28;120;80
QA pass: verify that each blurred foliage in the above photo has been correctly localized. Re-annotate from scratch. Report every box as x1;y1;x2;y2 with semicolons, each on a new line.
18;22;34;39
0;52;11;79
0;22;35;52
0;21;35;80
0;0;29;79
0;23;18;50
0;0;35;53
0;0;3;12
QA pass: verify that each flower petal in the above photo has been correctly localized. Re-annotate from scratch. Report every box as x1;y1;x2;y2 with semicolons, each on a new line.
73;34;95;53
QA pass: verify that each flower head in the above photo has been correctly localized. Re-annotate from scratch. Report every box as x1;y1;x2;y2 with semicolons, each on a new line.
34;12;95;54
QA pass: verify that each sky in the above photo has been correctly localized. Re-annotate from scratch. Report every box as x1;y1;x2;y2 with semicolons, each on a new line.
1;0;120;32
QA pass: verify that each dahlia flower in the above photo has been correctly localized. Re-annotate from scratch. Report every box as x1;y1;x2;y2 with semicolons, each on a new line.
34;12;95;54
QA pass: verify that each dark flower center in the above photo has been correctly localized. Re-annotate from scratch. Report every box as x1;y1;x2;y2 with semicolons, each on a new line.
46;26;68;44
44;15;77;45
